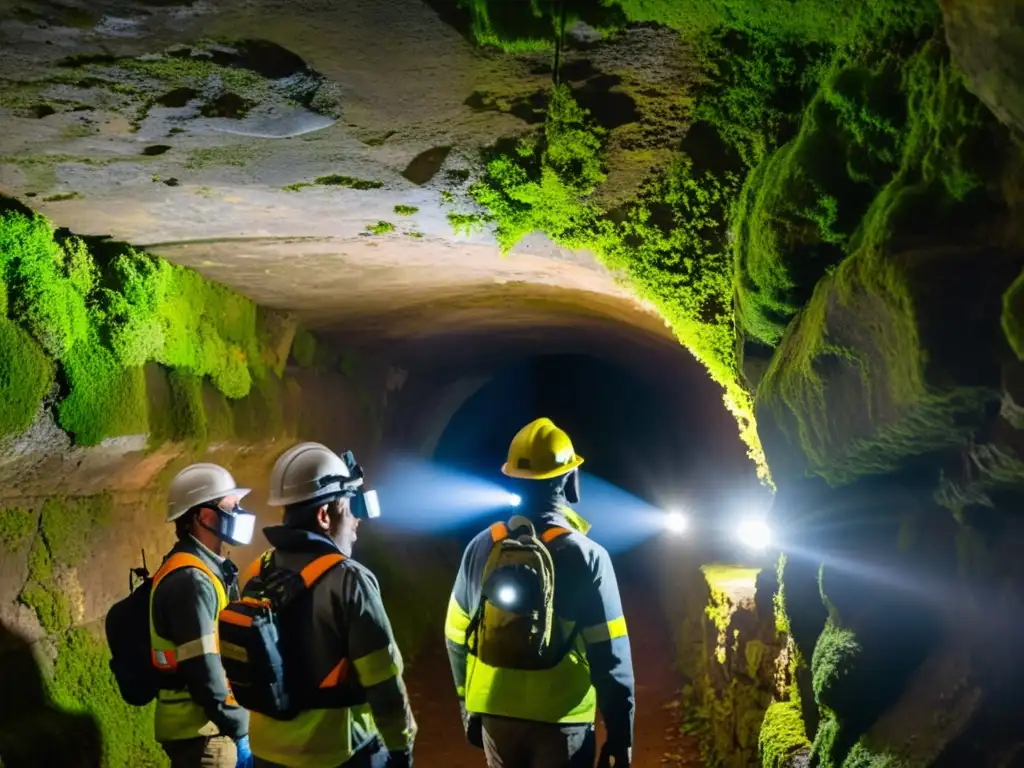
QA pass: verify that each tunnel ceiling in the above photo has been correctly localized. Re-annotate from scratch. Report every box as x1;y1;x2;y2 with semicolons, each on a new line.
0;0;693;350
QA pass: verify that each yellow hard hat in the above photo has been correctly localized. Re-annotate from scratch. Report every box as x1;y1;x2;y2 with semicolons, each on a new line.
501;418;584;480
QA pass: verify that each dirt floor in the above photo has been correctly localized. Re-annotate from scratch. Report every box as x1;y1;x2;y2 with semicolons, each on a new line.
405;581;704;767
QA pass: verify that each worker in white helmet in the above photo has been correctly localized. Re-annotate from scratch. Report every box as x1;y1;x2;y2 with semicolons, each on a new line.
150;463;257;768
236;442;416;768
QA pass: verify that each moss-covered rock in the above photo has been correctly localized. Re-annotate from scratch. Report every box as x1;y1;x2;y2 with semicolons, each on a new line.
736;39;997;350
756;243;1017;487
0;209;299;447
0;317;54;441
759;700;811;768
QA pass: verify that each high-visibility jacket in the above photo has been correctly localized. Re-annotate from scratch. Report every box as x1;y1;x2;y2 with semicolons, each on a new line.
238;525;416;768
149;537;248;743
445;504;635;749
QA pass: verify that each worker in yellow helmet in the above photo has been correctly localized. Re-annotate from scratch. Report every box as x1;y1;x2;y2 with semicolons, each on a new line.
444;418;635;767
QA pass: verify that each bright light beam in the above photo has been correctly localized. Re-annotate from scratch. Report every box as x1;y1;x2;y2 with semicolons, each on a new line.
372;455;524;533
663;510;689;535
507;493;522;508
736;517;772;551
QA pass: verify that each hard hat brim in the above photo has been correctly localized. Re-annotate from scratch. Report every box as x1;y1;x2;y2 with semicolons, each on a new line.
501;455;584;481
164;486;251;522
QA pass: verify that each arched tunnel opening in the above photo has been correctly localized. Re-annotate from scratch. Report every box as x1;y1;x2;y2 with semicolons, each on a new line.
2;1;1024;767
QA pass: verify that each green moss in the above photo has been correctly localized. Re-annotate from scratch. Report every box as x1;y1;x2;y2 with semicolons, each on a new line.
0;212;89;360
17;495;113;634
0;209;277;445
756;242;992;485
0;507;35;552
47;628;165;767
470;85;606;252
165;369;207;443
447;212;490;236
43;494;112;566
315;175;383;190
291;328;317;368
0;317;54;440
184;145;259;170
58;332;149;444
1002;268;1024;359
759;700;810;768
365;221;395;236
611;0;937;45
811;621;861;709
393;205;419;216
813;714;842;767
452;0;625;52
745;639;767;678
842;741;905;768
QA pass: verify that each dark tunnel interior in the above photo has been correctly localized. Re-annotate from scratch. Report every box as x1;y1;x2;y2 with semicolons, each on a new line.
417;352;770;561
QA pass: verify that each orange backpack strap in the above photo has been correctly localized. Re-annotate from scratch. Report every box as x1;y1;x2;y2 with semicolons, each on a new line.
153;552;219;592
299;554;346;587
541;526;571;544
489;522;509;543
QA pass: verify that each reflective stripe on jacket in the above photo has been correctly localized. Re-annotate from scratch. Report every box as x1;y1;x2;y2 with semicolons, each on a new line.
445;505;635;747
149;539;240;743
242;526;416;768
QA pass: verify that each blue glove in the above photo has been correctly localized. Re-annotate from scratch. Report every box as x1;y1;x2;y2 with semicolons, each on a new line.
234;735;254;768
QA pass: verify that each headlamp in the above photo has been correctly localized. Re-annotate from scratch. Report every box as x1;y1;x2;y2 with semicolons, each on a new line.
663;510;689;535
736;518;772;551
317;451;380;520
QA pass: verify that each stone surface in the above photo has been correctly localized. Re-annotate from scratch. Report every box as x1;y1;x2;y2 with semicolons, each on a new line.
0;0;695;354
757;245;1024;487
943;0;1024;135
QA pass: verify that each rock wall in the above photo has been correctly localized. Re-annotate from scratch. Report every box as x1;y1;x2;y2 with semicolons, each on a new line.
0;204;451;768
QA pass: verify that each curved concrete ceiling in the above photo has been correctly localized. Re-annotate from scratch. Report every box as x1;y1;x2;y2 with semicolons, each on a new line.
1;0;702;405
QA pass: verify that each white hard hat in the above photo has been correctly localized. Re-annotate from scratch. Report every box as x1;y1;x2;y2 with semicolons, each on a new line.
166;463;250;523
267;442;362;508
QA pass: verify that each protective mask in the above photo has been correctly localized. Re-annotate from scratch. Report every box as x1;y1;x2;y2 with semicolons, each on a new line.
564;469;580;505
349;489;380;520
201;501;257;546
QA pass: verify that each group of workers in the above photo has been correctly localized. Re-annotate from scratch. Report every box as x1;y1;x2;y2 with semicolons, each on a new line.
145;417;635;768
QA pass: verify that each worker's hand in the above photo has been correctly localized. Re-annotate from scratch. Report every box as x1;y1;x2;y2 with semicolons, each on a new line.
597;743;632;768
386;750;412;768
459;701;483;749
233;735;254;768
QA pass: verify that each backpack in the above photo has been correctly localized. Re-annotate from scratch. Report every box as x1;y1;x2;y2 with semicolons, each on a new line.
105;551;159;707
218;549;348;720
467;515;574;671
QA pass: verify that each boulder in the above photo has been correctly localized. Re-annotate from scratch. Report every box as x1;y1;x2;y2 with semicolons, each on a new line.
756;245;1022;487
943;0;1024;135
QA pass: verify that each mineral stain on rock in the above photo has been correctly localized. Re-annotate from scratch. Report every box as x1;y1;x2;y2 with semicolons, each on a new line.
402;146;453;185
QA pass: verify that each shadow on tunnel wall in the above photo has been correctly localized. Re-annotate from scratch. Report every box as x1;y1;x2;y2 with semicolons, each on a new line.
0;621;102;768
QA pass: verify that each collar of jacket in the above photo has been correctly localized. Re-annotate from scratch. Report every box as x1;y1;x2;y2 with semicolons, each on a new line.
263;524;344;555
534;505;592;537
188;534;226;565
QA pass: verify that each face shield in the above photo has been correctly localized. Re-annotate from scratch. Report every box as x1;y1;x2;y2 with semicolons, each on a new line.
320;450;381;520
201;496;258;546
